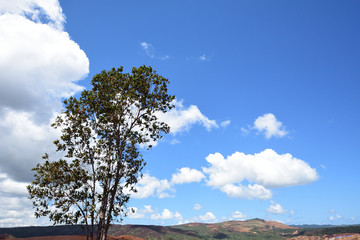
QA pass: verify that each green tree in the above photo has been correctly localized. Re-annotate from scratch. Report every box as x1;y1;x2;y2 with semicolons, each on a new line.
27;66;174;240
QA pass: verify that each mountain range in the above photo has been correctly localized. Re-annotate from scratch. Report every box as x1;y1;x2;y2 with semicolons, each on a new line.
1;218;360;240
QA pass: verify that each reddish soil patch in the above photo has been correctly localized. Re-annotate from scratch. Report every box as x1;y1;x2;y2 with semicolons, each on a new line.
6;235;145;240
287;237;324;240
0;234;11;239
266;220;298;230
324;233;360;239
231;226;252;232
287;233;360;240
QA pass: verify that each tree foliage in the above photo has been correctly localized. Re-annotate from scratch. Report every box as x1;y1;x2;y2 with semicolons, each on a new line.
27;66;174;240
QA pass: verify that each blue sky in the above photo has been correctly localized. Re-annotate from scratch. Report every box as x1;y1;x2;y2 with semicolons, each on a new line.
0;0;359;227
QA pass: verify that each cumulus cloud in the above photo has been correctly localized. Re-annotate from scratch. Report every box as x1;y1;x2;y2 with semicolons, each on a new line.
157;99;218;134
130;174;174;199
127;205;154;219
267;202;286;215
0;110;59;181
144;205;154;213
221;183;272;200
198;212;216;222
0;0;89;182
0;14;88;116
0;174;28;196
127;206;183;223
253;113;288;139
130;167;205;198
141;99;219;148
171;167;205;184
232;211;247;220
0;0;88;226
202;149;318;200
0;196;41;227
0;0;65;30
128;205;154;218
127;207;145;219
150;209;182;220
193;203;202;211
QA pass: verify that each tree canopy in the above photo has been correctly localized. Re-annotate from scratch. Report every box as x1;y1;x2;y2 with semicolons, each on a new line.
27;66;174;240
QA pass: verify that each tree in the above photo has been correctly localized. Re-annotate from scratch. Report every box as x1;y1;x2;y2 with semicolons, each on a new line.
27;66;174;240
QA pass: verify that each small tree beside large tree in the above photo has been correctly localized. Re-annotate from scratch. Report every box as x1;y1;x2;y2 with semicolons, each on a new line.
27;66;174;240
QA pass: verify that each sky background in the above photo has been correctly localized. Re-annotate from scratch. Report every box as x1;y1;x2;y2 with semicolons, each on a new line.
0;0;359;227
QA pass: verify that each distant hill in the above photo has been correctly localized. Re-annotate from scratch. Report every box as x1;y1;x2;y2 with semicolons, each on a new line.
0;225;87;238
298;225;360;237
1;219;360;240
290;224;336;229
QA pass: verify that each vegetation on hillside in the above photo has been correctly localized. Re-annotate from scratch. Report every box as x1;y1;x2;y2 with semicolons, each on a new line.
1;219;360;240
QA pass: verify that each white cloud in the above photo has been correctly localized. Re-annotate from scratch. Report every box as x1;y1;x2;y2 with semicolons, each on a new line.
193;203;202;211
128;206;182;223
232;211;247;220
0;0;88;227
253;113;288;139
157;99;218;134
220;120;231;127
240;127;250;136
126;167;202;199
199;54;210;61
144;205;154;213
0;14;88;114
174;212;183;219
127;207;145;219
0;0;89;182
0;0;65;30
0;174;28;196
171;167;205;184
130;174;174;199
329;214;342;221
202;149;318;200
198;212;216;222
140;42;155;58
159;55;170;60
170;139;181;145
0;196;50;227
140;41;169;60
0;110;59;181
150;209;182;220
127;205;154;219
267;202;286;215
221;183;272;200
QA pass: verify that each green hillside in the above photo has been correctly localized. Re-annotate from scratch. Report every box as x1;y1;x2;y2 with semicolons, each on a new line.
1;219;360;239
